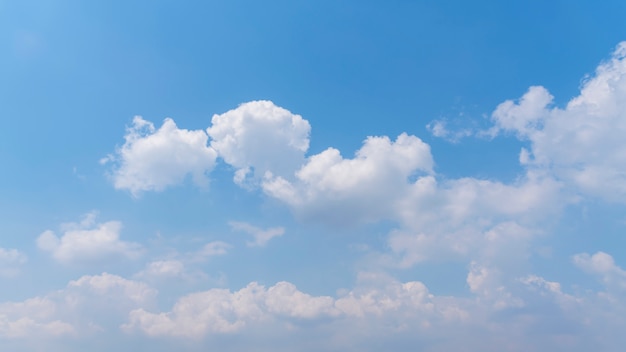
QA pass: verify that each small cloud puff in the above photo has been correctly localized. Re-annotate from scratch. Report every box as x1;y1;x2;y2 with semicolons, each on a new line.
36;212;142;264
103;116;217;196
229;222;284;247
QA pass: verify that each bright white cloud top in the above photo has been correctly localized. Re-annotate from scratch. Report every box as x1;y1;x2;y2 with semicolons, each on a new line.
2;2;626;351
491;42;626;201
102;117;218;196
207;100;311;186
36;212;142;264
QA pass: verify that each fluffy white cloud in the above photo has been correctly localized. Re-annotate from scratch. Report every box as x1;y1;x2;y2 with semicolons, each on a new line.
207;100;311;185
0;247;27;277
36;212;142;264
334;273;441;321
573;251;626;292
2;265;625;351
0;297;74;338
387;173;563;267
263;133;434;225
489;42;626;201
0;273;155;340
124;273;465;340
229;222;284;247
67;272;157;306
265;282;337;319
103;116;217;195
124;282;270;337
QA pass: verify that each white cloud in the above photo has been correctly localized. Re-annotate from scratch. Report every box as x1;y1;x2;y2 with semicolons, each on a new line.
0;297;74;338
229;221;285;247
2;267;625;351
36;212;142;264
0;273;155;340
124;282;269;337
334;272;441;321
0;247;27;277
489;42;626;201
104;116;217;195
135;241;232;282
123;276;451;338
68;272;157;306
265;282;338;319
263;133;434;225
133;259;208;283
196;241;231;258
426;119;473;143
573;251;626;292
466;262;523;310
136;260;185;279
387;172;562;267
207;100;311;186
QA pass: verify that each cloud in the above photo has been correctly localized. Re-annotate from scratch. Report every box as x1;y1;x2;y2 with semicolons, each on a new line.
134;260;207;283
387;173;563;267
488;42;626;201
1;265;624;351
36;212;142;264
263;133;434;225
229;222;285;247
103;116;217;196
0;273;155;340
0;297;74;339
0;247;27;277
195;241;231;258
124;282;269;337
67;272;157;306
122;276;449;339
426;119;473;143
136;260;185;279
119;257;626;351
207;100;311;186
104;101;310;193
573;251;626;292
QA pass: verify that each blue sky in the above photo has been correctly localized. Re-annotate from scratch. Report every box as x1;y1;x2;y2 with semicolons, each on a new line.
2;1;626;351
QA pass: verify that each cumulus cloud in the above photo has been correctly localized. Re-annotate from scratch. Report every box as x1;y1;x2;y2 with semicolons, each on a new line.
67;272;157;306
124;282;269;337
207;100;311;186
103;116;217;195
0;247;27;277
334;273;443;322
387;173;562;267
263;133;434;225
0;273;155;340
1;266;624;351
0;297;74;338
573;251;626;291
122;275;454;339
488;42;626;201
36;212;142;264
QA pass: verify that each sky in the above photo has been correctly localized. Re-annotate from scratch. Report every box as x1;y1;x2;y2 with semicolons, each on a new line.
2;1;626;351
